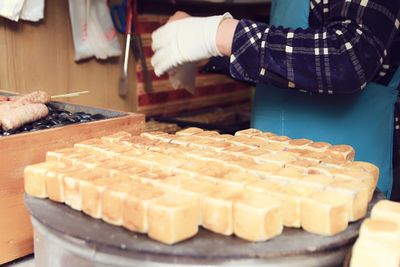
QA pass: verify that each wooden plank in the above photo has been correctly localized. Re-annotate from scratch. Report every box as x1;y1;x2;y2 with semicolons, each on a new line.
137;74;235;94
0;112;144;264
137;90;251;116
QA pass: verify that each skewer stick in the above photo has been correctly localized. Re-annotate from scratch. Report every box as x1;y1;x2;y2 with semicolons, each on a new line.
51;91;89;99
0;90;20;95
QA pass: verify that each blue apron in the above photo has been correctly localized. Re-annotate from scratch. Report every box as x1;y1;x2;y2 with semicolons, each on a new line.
254;0;400;197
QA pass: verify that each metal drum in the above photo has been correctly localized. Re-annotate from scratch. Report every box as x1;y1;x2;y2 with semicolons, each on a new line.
25;192;385;267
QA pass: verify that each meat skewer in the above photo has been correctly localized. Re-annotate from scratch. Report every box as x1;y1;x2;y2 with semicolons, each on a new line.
10;91;50;104
0;103;49;131
0;96;9;102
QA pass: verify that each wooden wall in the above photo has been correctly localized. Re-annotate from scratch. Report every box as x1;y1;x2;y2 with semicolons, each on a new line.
0;0;137;112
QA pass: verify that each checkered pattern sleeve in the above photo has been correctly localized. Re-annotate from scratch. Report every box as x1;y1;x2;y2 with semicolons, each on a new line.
229;0;400;94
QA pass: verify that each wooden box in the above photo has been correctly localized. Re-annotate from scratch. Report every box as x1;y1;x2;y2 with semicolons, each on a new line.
0;101;144;264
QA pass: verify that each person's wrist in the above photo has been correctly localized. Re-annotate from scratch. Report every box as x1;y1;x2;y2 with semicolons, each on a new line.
216;18;239;56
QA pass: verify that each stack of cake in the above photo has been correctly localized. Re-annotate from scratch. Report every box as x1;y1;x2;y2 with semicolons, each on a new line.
25;128;379;244
350;200;400;267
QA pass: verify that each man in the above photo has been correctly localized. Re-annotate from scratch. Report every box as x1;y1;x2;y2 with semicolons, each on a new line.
151;0;400;198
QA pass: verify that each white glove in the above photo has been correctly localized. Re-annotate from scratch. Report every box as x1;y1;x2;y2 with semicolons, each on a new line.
151;12;233;77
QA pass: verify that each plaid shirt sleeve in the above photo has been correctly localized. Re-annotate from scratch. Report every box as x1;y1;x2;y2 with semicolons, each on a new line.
230;0;400;94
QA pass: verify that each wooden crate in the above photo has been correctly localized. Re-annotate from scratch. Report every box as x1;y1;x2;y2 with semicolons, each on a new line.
0;102;144;264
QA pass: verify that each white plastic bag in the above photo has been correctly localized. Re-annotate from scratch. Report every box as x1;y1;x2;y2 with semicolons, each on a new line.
20;0;45;22
0;0;44;22
68;0;121;61
0;0;25;21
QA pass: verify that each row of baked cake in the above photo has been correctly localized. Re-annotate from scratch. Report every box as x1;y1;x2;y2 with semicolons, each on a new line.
72;131;378;227
25;130;378;243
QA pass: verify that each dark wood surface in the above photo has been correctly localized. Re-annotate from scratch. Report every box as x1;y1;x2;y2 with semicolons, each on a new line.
25;191;384;261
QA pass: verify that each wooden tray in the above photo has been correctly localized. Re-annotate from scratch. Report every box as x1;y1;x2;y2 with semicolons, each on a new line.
0;101;144;264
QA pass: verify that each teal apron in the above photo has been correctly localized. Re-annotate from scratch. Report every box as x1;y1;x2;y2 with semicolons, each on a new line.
254;0;400;197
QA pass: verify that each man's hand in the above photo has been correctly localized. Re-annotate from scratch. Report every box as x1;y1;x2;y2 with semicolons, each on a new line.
151;11;233;76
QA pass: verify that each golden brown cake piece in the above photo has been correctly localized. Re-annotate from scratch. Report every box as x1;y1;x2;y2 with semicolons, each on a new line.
215;153;243;169
218;172;260;188
60;153;97;167
249;163;280;179
184;148;217;162
351;161;379;183
205;141;233;152
305;141;331;152
287;138;312;149
195;131;220;138
148;142;181;153
187;138;215;150
300;174;332;190
359;218;400;245
148;194;199;245
326;178;369;222
285;148;308;157
333;169;376;201
327;144;355;161
101;131;132;143
307;165;336;177
285;160;319;173
24;161;61;198
319;158;349;169
229;135;263;148
179;180;218;224
100;145;132;160
269;184;317;228
176;127;204;136
245;179;281;194
138;171;168;185
262;142;288;152
140;131;169;140
243;147;272;158
101;161;132;175
119;149;151;164
202;187;242;235
46;166;85;202
371;200;400;225
46;147;81;162
177;160;207;177
74;155;110;170
222;145;253;157
73;138;103;150
123;184;165;233
121;164;147;177
234;128;262;137
233;193;283;241
63;169;108;211
270;167;305;184
101;180;140;225
81;176;133;219
268;135;291;144
196;162;231;183
300;151;331;164
301;191;348;235
77;143;116;157
262;151;297;168
350;239;400;267
208;134;234;142
251;132;277;141
154;174;192;192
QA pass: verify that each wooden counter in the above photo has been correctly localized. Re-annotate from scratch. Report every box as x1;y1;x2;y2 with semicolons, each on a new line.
0;103;144;264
